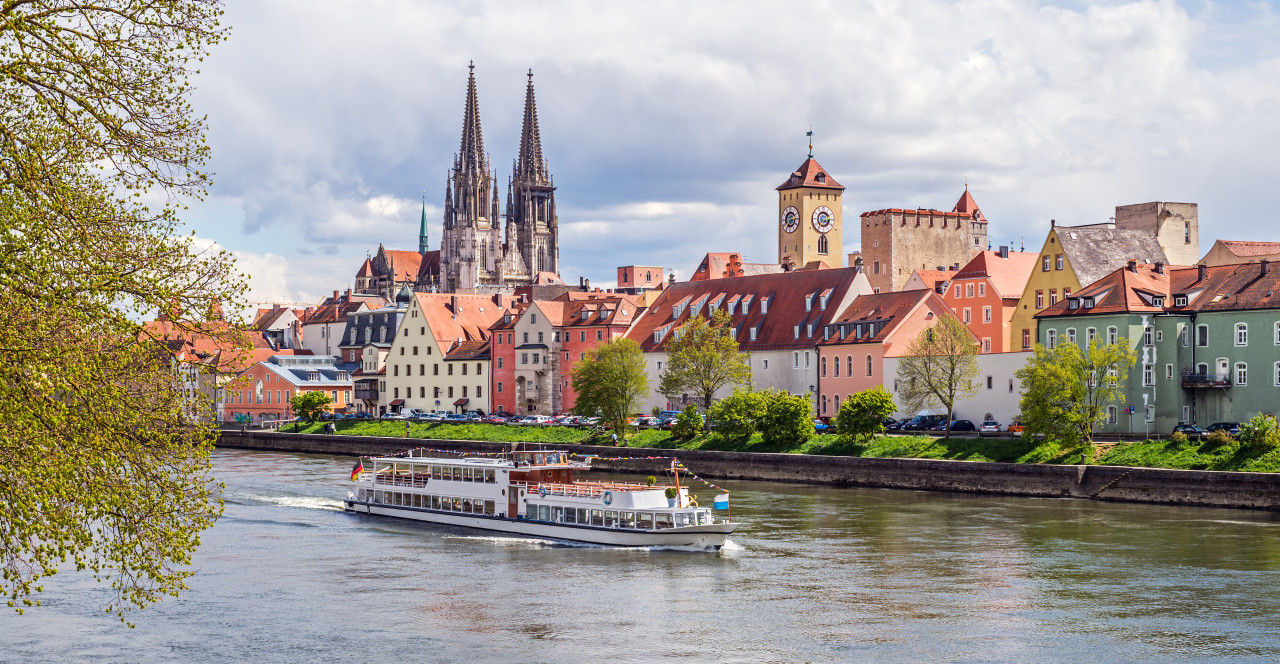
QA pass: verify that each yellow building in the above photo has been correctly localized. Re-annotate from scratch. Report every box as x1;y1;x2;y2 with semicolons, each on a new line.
777;155;843;270
1009;222;1168;350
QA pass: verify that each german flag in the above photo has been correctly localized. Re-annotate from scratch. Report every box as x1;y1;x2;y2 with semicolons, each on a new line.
350;459;364;482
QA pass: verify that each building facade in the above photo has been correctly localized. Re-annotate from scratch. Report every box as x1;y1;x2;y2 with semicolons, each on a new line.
777;156;844;271
225;355;356;424
859;187;989;294
939;248;1038;354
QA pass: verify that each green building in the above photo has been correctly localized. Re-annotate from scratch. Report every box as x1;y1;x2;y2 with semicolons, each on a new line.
1036;260;1280;435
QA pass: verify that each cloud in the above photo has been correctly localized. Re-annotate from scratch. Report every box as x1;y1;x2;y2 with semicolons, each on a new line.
183;0;1280;302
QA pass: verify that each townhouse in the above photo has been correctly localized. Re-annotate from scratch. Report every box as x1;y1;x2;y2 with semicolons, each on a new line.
226;355;356;424
939;247;1038;353
299;289;387;356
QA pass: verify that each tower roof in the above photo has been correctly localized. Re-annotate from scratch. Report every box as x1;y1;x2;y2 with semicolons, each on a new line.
456;62;488;177
515;69;549;185
952;186;985;222
776;157;844;191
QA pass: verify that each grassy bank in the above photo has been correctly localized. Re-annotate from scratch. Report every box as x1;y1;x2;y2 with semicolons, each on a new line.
279;421;1280;472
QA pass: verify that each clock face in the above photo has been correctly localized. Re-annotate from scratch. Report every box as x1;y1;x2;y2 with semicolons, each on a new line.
812;206;835;233
782;206;800;233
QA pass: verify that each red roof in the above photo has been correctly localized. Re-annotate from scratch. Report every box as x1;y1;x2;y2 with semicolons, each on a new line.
414;292;517;347
356;258;374;278
384;250;424;281
951;187;986;222
1037;262;1172;317
689;252;783;281
1217;240;1280;258
776;157;845;191
905;269;952;291
816;289;939;346
951;250;1039;299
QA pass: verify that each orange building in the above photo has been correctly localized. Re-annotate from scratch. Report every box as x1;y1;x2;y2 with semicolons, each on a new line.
938;247;1038;354
224;355;356;425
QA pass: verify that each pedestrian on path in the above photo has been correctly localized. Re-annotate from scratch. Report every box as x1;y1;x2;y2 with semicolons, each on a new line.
611;432;618;446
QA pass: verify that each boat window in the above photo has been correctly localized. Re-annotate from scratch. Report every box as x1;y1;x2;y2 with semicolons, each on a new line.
431;466;441;480
552;507;563;522
357;489;366;501
462;498;472;513
451;467;461;481
526;504;537;520
605;510;618;527
676;513;692;527
539;505;551;521
462;468;472;482
548;453;560;464
620;512;636;529
655;513;673;529
637;512;653;529
591;509;604;526
431;495;441;509
564;509;577;524
485;469;496;483
452;497;462;512
484;500;495;515
577;508;589;524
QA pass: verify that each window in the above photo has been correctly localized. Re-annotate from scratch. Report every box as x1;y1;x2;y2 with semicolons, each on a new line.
1236;323;1248;346
817;235;829;255
448;386;453;398
393;365;399;376
804;352;811;369
1156;331;1162;342
1035;290;1044;308
462;386;468;397
447;364;453;376
1165;364;1173;379
865;354;873;377
538;332;544;343
963;308;971;324
873;260;880;274
794;352;799;368
521;353;528;365
497;357;503;369
1022;329;1031;349
1066;328;1076;345
1055;254;1063;270
1144;327;1153;346
597;330;604;341
832;356;839;376
1087;327;1096;343
847;355;852;376
965;284;974;298
1047;329;1057;349
1274;361;1280;386
1196;325;1208;347
1236;362;1248;386
1043;255;1051;271
978;283;986;297
986;376;993;389
1175;295;1187;307
1009;379;1015;393
1275;321;1280;345
1143;364;1153;386
954;285;962;298
433;364;439;375
1107;406;1118;424
1107;327;1118;345
523;332;529;344
433;387;440;398
821;357;827;377
532;353;540;364
982;307;991;323
497;382;503;393
1049;289;1058;306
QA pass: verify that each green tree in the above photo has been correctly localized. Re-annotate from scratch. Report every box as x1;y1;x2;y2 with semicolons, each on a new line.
759;390;813;448
571;337;649;438
658;308;752;430
707;388;768;439
837;386;897;441
1238;413;1280;452
290;391;332;423
895;314;980;436
1014;336;1137;450
0;2;236;622
671;404;702;439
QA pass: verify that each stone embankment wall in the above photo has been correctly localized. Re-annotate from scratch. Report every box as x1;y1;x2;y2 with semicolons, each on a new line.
216;430;1280;511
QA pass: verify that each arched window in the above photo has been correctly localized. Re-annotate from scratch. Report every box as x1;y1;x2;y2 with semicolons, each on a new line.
1107;405;1117;424
1107;326;1117;344
834;395;841;411
833;356;840;377
821;356;827;376
865;354;873;377
847;355;853;376
817;235;829;255
822;394;828;414
1047;329;1057;349
379;326;386;343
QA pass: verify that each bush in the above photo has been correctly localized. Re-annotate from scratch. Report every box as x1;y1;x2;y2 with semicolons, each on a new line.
1170;431;1189;445
1239;413;1280;452
671;404;702;439
708;388;768;439
759;390;813;449
836;386;897;441
1205;430;1233;448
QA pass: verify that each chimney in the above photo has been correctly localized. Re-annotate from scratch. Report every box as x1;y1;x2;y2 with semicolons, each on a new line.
1262;260;1270;276
333;290;339;300
1050;219;1056;228
1127;260;1137;273
345;288;352;299
450;295;458;317
1198;264;1208;282
1154;262;1164;275
998;245;1009;259
492;293;503;307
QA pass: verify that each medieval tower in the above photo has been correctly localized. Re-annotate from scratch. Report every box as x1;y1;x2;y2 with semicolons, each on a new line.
776;153;844;271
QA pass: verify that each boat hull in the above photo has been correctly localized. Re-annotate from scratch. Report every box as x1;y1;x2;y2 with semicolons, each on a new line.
344;499;735;550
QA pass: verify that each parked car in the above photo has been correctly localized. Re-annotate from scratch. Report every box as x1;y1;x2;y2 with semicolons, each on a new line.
904;415;947;431
1007;420;1025;433
979;421;1002;433
812;419;831;434
483;414;506;424
1206;422;1240;436
380;412;407;420
1172;424;1209;437
353;412;373;419
443;413;468;423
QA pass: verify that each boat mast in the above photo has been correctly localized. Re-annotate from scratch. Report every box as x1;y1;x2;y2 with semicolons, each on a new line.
672;457;682;508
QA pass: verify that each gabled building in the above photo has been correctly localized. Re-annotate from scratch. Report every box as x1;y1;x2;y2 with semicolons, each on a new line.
625;267;873;413
488;294;640;415
940;247;1039;353
355;244;426;301
1035;259;1280;433
250;304;306;350
382;292;517;414
228;355;357;425
1198;240;1280;267
299;289;387;356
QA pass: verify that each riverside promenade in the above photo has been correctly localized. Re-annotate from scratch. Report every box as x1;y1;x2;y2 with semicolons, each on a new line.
217;429;1280;511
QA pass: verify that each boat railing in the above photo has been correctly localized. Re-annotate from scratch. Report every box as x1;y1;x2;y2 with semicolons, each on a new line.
373;472;430;489
521;481;674;499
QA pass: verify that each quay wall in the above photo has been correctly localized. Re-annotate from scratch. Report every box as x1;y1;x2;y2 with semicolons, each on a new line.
215;430;1280;511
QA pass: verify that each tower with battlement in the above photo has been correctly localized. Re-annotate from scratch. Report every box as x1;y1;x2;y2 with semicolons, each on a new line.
859;188;989;293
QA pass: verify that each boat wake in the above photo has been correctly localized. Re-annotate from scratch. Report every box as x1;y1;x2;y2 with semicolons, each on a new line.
443;534;740;554
242;494;345;511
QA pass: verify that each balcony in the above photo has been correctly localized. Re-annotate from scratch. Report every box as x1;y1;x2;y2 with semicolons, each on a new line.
354;388;379;401
1181;370;1232;389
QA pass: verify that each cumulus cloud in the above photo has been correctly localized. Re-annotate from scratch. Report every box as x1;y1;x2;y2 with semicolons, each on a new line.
184;0;1280;301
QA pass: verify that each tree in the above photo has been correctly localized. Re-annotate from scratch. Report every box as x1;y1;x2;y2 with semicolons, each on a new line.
895;314;980;436
290;391;332;423
707;388;768;439
1015;336;1137;449
571;337;649;437
837;386;897;442
758;390;813;448
671;404;702;439
0;2;236;623
658;308;752;429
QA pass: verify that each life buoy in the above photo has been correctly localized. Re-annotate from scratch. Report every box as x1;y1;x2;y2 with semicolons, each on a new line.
538;485;548;498
603;491;613;505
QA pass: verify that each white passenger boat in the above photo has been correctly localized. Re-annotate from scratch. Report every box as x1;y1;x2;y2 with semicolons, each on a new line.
344;449;736;550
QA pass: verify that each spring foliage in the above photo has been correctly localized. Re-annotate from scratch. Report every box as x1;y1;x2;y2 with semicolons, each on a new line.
894;314;979;435
0;1;238;623
570;337;649;436
657;309;752;426
1014;337;1137;448
836;387;897;441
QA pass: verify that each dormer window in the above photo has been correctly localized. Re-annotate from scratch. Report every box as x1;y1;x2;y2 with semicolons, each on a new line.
793;325;800;340
308;371;320;381
1068;298;1080;310
760;296;770;314
749;326;758;341
336;371;348;381
805;294;814;312
806;324;813;338
816;172;826;183
1083;297;1095;309
1151;296;1165;307
1174;295;1187;307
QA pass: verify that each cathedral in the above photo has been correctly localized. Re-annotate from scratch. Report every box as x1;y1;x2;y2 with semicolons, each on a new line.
438;64;560;293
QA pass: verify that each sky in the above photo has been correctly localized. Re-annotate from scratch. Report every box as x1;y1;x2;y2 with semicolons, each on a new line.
182;0;1280;308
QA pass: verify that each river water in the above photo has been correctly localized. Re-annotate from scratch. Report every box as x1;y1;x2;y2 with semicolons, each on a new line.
7;449;1280;663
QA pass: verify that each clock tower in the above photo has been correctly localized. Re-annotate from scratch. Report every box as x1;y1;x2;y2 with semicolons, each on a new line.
776;154;844;270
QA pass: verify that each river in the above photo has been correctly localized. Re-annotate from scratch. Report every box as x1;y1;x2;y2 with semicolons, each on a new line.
6;448;1280;663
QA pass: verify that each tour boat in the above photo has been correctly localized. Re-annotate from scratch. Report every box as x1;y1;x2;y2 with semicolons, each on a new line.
344;449;736;550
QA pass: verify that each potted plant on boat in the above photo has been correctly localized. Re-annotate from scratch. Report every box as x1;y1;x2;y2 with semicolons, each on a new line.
664;486;678;507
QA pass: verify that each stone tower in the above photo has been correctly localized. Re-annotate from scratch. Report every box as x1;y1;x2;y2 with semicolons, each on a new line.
860;187;989;293
776;155;844;271
440;63;504;293
505;70;559;279
1114;202;1199;266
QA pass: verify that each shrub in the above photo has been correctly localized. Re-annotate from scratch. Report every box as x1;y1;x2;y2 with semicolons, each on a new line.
708;388;768;439
1204;430;1233;448
671;404;702;439
646;476;657;487
664;487;678;499
759;390;814;449
1239;413;1280;452
1170;431;1189;445
836;386;897;441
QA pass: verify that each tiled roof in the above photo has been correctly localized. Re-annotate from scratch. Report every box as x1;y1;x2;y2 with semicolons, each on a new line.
356;258;374;278
1037;262;1171;318
533;271;565;285
626;267;866;352
251;307;302;331
816;289;936;346
1054;226;1169;287
415;292;517;347
906;269;952;291
384;249;424;281
951;187;986;222
775;157;845;191
690;252;783;281
952;250;1039;299
1218;240;1280;258
1168;262;1280;313
444;339;490;361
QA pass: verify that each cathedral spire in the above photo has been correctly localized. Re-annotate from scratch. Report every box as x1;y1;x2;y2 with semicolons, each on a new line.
491;173;501;222
515;69;547;184
458;61;487;177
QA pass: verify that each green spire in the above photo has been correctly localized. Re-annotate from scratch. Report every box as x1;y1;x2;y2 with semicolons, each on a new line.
418;197;429;254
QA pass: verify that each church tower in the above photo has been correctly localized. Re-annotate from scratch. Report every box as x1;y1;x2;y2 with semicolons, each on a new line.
440;63;504;293
776;149;844;270
505;70;559;278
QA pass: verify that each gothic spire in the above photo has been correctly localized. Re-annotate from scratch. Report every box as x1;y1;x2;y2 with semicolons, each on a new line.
419;196;429;254
457;61;488;177
515;69;548;184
